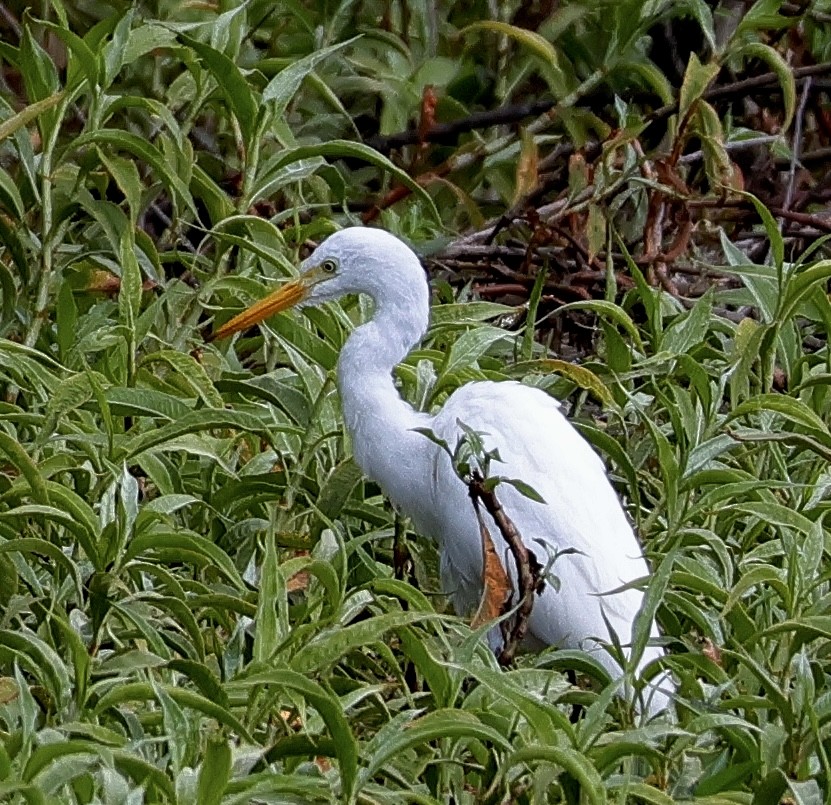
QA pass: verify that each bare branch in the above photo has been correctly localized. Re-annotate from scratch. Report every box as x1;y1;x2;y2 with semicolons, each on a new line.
468;470;543;665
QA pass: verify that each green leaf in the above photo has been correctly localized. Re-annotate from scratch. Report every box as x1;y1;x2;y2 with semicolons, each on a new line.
167;659;227;709
121;21;176;67
678;52;720;121
737;42;795;130
729;500;815;534
553;299;644;351
102;8;135;86
119;229;142;383
430;301;515;326
760;616;831;643
105;387;190;421
0;165;24;217
522;265;548;362
0;432;48;504
734;191;785;273
443;325;510;376
99;151;143;221
111;750;176;800
781;259;831;324
502;745;606;805
37;18;101;90
586;203;606;263
140;351;224;408
254;526;287;661
0;91;65;143
229;669;358;801
661;292;713;355
93;682;254;743
291;611;442;674
263;36;359;117
180;34;258;146
0;538;84;601
20;20;59;103
118;408;280;459
461;21;567;96
723;565;788;615
23;740;112;783
606;781;674;805
0;504;100;568
0;782;47;805
359;709;512;788
752;770;789;805
124;531;245;589
630;549;676;672
696;100;731;185
265;140;440;224
626;60;675;105
0;628;72;709
412;426;452;455
497;476;546;504
317;458;363;517
534;358;614;406
725;393;830;436
196;732;232;805
67;129;197;217
56;279;77;362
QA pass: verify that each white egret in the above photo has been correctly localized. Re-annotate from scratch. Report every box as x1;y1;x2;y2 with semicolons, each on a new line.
214;226;674;714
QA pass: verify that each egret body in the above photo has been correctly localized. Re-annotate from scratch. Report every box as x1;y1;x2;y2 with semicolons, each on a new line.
215;227;673;714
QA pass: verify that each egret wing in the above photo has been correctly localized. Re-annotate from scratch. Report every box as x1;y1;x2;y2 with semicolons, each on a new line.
424;381;660;668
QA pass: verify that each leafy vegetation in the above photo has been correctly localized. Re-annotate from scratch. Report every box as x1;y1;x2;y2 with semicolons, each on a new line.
0;0;830;801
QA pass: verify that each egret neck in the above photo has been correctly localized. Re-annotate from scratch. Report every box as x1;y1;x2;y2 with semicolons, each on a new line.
336;286;433;517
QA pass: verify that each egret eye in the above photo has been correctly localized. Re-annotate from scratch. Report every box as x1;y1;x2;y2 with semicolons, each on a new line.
320;259;337;274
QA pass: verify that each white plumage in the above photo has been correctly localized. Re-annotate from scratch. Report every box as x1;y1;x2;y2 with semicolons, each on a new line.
215;226;674;715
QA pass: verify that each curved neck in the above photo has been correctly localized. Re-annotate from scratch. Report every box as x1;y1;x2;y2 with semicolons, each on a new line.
336;304;431;509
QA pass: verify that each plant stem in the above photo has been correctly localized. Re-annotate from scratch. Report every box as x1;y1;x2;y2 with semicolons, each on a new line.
24;97;69;352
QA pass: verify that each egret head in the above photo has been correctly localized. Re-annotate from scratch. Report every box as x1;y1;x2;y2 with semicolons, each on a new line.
212;226;426;340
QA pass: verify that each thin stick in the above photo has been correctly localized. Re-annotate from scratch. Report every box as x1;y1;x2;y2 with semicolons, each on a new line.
468;470;543;665
783;76;812;214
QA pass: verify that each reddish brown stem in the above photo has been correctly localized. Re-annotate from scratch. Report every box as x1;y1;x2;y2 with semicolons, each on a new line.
468;470;543;665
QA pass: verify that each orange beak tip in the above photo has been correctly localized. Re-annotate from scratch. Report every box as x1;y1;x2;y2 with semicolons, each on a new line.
205;279;308;342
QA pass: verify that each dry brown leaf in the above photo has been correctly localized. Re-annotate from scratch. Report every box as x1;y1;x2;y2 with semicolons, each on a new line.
0;677;18;705
287;549;311;592
701;637;722;666
568;152;589;197
287;570;310;593
418;85;438;144
280;709;303;729
471;515;511;629
84;270;157;296
513;128;539;205
727;161;745;193
586;203;606;263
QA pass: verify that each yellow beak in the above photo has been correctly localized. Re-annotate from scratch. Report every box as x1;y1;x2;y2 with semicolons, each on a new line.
211;278;308;340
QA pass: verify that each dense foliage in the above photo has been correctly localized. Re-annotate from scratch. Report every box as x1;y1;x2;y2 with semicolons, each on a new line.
0;0;830;801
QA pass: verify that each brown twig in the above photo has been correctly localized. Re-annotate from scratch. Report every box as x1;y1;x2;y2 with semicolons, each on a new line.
689;196;831;233
782;2;831;24
770;207;831;233
486;143;603;244
776;146;831;168
783;76;812;213
365;63;831;162
0;3;21;39
467;470;543;665
650;62;831;125
365;98;558;153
